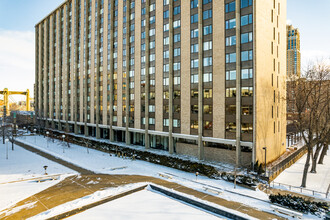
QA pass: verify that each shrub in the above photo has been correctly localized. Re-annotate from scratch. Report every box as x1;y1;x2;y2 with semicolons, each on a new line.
269;194;329;216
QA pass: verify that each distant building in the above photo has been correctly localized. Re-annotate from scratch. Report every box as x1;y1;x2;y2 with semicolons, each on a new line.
287;25;301;78
35;0;287;166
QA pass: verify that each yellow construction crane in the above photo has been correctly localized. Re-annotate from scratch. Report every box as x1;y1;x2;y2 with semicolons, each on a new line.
0;88;31;115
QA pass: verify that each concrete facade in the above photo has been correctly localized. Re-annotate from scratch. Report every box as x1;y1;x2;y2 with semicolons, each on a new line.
35;0;287;167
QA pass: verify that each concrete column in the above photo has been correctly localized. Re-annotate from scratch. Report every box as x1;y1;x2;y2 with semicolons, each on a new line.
43;20;49;121
235;0;242;167
73;0;79;135
125;0;131;145
197;0;204;160
64;4;70;133
95;0;101;139
49;15;55;128
144;0;150;149
109;0;115;142
252;0;257;169
168;0;174;154
84;0;90;137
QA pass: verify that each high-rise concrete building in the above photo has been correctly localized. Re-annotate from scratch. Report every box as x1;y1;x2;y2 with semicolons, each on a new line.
286;24;300;78
35;0;287;167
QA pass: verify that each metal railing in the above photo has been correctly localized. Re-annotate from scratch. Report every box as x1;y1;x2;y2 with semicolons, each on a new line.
271;181;329;199
268;145;307;181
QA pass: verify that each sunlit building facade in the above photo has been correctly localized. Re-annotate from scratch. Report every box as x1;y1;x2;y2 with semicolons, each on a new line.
35;0;287;166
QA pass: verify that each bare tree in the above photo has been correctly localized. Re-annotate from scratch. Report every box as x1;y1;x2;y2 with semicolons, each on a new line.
291;61;330;187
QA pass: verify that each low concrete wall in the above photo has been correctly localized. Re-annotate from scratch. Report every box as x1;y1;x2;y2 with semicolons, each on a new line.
176;143;252;167
149;184;250;220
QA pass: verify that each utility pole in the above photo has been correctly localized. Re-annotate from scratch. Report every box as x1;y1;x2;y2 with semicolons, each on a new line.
2;106;6;144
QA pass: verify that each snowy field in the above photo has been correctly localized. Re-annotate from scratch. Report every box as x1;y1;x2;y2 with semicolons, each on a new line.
273;147;330;196
0;140;75;211
67;189;224;220
16;135;269;202
1;134;323;219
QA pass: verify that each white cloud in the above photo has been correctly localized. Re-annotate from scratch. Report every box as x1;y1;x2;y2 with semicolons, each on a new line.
0;29;35;101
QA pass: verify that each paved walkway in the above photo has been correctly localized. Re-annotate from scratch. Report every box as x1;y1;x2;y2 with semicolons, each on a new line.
0;174;285;220
0;140;288;219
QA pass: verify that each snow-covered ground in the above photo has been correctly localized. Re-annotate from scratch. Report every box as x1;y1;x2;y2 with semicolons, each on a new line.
2;134;324;219
67;189;224;220
273;147;330;196
0;140;75;211
16;135;269;203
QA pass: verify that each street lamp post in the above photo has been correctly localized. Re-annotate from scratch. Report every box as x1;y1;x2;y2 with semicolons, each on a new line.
5;138;9;159
62;135;65;153
46;131;50;148
263;147;267;177
34;129;37;143
11;125;14;151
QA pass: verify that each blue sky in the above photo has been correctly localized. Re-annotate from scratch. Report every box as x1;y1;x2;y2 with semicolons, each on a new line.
0;0;329;99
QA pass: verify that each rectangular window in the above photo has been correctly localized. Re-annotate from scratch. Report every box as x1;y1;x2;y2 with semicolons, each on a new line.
149;105;155;112
203;0;212;4
203;57;212;66
203;89;212;98
163;119;169;126
164;37;169;45
242;105;253;115
241;50;253;61
191;44;198;53
241;87;253;96
174;6;181;15
226;70;236;80
203;72;212;82
226;88;236;97
191;0;198;8
174;76;180;85
226;36;236;46
174;48;181;57
163;50;169;59
149;118;155;125
225;2;235;13
191;74;198;83
241;32;253;44
191;59;198;68
203;41;212;51
226;53;236;63
191;14;198;23
191;29;198;38
225;19;236;29
173;20;181;29
241;14;253;26
241;68;253;79
174;62;180;71
164;23;169;32
203;9;212;20
174;33;181;42
203;25;212;35
241;0;253;8
163;64;169;72
164;10;169;19
173;119;180;128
